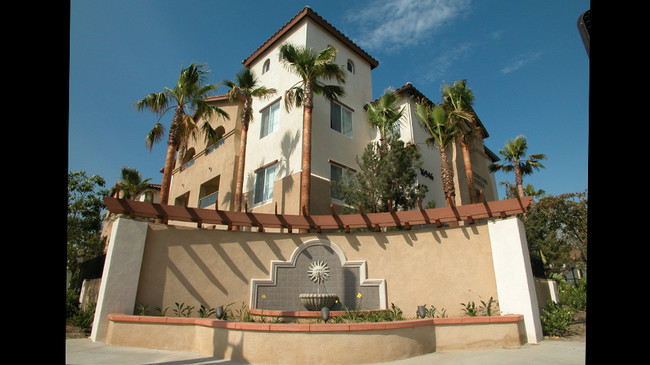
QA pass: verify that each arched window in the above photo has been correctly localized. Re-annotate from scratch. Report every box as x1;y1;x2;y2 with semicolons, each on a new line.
180;147;195;166
262;59;270;74
346;59;355;74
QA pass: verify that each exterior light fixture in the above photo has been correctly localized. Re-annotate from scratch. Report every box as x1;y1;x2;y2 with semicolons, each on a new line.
417;305;426;319
321;307;330;323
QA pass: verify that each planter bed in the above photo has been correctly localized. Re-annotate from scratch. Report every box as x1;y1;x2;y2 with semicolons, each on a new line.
105;313;527;364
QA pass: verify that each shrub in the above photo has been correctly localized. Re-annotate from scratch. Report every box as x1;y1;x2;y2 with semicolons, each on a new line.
72;303;96;330
540;301;575;336
558;277;587;312
460;301;478;316
66;289;80;321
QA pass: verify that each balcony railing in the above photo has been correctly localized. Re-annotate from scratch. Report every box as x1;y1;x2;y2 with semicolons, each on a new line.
198;191;219;209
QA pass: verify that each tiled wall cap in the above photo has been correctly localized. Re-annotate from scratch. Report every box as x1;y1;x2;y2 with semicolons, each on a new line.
107;314;522;332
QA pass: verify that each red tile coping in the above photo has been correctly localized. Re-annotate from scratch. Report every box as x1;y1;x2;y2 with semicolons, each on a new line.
247;308;388;318
107;314;523;332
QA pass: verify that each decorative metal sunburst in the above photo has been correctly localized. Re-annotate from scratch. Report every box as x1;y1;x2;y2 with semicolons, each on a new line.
307;260;330;284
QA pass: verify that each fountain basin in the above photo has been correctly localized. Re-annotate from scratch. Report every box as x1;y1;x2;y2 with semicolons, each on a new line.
299;293;338;311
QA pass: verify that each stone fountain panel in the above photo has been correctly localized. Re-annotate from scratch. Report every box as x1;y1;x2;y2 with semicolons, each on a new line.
250;239;385;311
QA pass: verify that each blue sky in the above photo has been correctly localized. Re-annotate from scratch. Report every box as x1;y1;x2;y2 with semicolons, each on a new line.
69;0;589;199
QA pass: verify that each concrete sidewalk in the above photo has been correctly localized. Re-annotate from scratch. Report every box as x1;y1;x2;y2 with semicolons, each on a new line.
66;338;586;365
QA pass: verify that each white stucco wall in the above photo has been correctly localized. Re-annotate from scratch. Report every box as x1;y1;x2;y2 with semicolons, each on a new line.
90;218;149;342
488;217;543;344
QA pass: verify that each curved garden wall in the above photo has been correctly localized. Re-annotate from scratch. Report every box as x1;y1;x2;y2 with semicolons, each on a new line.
106;314;526;364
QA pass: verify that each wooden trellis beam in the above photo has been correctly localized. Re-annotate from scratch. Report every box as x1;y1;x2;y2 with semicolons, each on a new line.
103;195;534;233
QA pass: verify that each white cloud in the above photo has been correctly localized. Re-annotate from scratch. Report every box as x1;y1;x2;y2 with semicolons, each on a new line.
346;0;472;51
424;42;473;82
500;51;542;75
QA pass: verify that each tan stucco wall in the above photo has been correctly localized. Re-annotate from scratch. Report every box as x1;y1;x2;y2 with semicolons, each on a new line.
105;316;525;363
134;221;498;318
169;98;243;212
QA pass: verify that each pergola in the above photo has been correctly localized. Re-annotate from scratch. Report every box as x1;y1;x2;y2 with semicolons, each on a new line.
104;192;533;233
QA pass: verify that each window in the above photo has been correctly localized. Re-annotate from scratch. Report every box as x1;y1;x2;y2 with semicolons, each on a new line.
198;176;220;209
330;160;356;200
262;59;270;74
330;164;344;200
330;102;353;137
346;59;355;74
254;163;277;205
260;101;280;138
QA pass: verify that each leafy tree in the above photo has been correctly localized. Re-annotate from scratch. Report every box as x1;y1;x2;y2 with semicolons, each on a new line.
67;171;107;291
333;136;428;214
278;43;346;215
524;191;588;275
133;63;229;209
222;68;277;213
489;135;546;198
414;102;459;200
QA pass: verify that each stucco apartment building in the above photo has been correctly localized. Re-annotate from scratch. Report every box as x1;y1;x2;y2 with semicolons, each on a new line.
167;6;500;223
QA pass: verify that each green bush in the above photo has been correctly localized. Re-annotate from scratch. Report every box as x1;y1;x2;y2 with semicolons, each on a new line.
72;303;96;330
66;290;80;321
558;277;586;312
540;301;575;337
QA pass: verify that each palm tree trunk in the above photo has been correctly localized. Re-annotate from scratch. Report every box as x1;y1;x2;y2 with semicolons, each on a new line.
460;140;477;204
157;142;176;222
157;108;184;223
301;104;313;216
234;98;252;214
514;161;524;198
300;83;314;218
234;125;247;212
439;146;455;200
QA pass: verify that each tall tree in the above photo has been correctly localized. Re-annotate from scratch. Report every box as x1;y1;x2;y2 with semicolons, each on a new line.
366;88;404;150
414;101;460;201
110;167;152;200
67;171;107;290
278;43;346;215
524;191;588;273
442;79;482;203
222;68;277;213
133;63;229;210
489;135;546;198
333;136;427;214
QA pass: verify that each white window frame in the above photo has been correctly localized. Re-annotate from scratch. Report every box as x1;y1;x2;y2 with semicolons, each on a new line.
260;100;280;138
330;101;353;138
262;59;270;74
346;59;355;74
254;162;277;205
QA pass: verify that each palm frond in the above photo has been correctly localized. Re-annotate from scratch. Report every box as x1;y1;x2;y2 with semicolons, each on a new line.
284;85;304;111
133;92;169;114
145;122;166;152
312;82;345;102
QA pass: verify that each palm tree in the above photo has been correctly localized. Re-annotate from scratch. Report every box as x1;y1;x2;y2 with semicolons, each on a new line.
222;68;277;213
111;167;152;200
489;135;547;198
414;101;460;201
442;79;482;204
499;181;545;200
133;63;229;209
278;43;346;215
366;88;404;150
